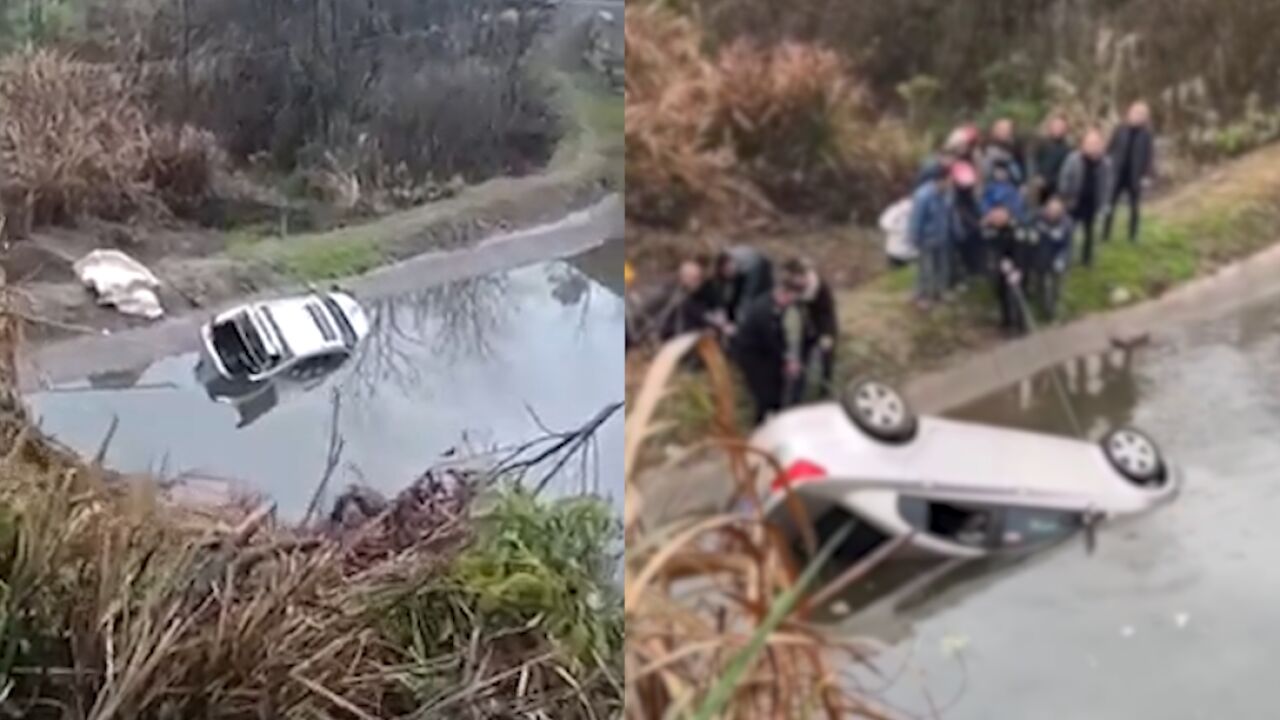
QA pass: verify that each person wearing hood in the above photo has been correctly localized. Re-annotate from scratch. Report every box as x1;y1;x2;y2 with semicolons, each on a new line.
1058;128;1114;267
787;258;838;402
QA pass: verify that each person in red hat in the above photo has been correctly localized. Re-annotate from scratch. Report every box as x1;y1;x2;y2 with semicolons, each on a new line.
949;161;984;290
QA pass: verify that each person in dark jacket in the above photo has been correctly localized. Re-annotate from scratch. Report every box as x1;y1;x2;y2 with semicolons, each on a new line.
732;271;808;424
949;161;984;287
1057;129;1113;268
658;258;717;340
983;205;1033;335
787;258;838;402
708;246;774;328
1103;101;1156;243
981;118;1027;186
1033;115;1072;205
1032;196;1075;321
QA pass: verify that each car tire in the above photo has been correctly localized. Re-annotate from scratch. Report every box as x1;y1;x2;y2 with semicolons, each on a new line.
842;379;918;444
1102;427;1166;486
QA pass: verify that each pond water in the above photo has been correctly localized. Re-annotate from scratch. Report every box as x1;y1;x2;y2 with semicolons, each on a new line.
27;241;624;519
835;292;1280;719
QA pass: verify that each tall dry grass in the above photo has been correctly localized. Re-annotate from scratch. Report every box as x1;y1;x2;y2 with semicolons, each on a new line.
625;6;914;230
0;293;621;718
0;49;219;237
625;333;899;719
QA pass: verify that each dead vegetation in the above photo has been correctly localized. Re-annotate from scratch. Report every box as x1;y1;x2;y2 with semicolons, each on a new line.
0;293;622;718
625;5;914;230
0;49;219;237
625;334;899;718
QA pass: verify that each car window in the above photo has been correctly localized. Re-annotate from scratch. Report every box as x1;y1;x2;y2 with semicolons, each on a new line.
322;295;359;348
898;496;997;548
998;507;1081;547
306;303;337;343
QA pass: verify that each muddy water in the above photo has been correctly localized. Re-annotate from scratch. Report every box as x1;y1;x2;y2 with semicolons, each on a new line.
27;241;623;518
839;294;1280;719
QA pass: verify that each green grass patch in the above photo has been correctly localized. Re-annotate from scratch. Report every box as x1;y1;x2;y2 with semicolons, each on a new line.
550;71;624;172
273;237;383;281
223;222;277;253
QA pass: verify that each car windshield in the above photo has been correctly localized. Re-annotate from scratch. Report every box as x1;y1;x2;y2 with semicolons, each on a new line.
322;295;359;348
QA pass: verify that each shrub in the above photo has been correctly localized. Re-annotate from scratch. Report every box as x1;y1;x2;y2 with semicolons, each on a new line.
0;49;222;235
625;7;914;229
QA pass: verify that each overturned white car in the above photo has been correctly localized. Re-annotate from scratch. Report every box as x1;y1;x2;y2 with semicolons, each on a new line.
199;290;371;384
753;380;1180;560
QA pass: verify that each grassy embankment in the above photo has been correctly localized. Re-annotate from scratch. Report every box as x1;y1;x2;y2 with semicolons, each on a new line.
229;71;623;281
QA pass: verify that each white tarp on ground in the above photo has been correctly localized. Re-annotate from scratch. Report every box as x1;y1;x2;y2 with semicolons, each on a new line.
879;196;917;263
72;249;164;319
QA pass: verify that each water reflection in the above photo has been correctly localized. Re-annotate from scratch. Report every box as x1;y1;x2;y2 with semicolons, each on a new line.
26;242;625;518
345;275;512;402
830;293;1280;719
948;346;1143;439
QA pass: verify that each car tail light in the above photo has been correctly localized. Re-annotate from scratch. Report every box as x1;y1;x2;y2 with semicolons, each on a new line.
771;459;827;493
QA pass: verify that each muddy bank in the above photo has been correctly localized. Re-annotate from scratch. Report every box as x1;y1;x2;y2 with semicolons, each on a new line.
20;195;621;389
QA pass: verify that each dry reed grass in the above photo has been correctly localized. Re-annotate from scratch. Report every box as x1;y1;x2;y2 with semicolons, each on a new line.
0;291;620;719
624;6;914;230
624;333;899;719
0;49;219;237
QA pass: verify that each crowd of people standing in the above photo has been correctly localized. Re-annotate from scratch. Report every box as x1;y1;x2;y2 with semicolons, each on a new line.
633;101;1158;426
909;101;1157;333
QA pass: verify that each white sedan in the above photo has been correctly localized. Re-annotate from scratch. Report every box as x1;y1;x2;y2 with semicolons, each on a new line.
751;380;1181;559
199;290;371;384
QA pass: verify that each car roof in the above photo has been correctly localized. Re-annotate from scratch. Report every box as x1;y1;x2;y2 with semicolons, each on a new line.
752;403;1164;514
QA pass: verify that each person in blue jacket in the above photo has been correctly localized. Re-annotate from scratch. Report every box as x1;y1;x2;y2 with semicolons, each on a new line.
981;157;1027;222
908;164;954;308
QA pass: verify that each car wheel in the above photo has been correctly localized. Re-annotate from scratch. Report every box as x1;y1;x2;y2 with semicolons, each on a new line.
1102;427;1166;486
843;379;918;443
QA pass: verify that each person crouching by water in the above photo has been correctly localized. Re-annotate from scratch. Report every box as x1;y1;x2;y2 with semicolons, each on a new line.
658;257;718;340
908;164;954;309
732;271;809;425
1032;196;1075;321
785;258;837;404
983;206;1032;335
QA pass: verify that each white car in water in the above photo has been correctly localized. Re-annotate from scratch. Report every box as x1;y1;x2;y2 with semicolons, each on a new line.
752;380;1181;560
199;290;371;384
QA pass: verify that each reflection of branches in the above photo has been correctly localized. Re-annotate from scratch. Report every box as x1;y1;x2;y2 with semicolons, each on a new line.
303;388;345;525
490;401;622;496
342;275;511;402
